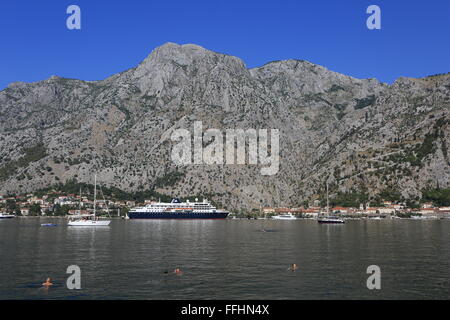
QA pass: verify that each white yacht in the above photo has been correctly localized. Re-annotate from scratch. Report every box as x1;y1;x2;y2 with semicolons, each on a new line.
318;216;345;224
68;175;111;226
0;212;15;219
68;215;110;226
272;213;297;220
317;182;345;224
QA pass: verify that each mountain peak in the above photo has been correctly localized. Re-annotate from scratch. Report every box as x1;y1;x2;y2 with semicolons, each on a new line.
133;42;248;82
142;42;243;67
143;42;216;64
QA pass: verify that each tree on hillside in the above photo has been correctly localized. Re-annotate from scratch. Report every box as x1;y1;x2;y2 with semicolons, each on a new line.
29;203;42;216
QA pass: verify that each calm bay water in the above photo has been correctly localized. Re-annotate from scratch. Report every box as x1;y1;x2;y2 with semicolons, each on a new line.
0;218;449;300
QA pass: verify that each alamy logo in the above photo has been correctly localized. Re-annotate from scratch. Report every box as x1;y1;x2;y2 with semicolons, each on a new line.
66;265;81;289
366;265;381;290
66;5;81;30
366;5;381;30
171;121;280;175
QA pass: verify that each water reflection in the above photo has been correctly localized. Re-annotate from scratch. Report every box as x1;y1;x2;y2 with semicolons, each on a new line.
0;218;449;299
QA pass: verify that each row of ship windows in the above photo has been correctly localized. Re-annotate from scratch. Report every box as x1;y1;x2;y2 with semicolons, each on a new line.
140;212;212;214
147;210;211;213
150;206;210;208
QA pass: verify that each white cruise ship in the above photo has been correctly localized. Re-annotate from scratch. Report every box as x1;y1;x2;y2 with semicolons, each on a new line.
128;198;229;219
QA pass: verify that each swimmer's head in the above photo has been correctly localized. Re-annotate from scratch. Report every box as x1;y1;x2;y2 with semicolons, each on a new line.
42;278;53;286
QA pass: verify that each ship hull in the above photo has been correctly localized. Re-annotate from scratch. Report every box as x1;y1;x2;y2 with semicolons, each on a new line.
68;220;111;226
128;211;229;219
318;219;345;224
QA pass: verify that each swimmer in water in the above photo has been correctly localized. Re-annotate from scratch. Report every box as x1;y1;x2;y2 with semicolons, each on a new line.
288;264;298;272
42;278;53;287
173;267;183;275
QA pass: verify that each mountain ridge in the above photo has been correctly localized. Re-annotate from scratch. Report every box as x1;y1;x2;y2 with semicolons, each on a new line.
0;42;449;210
6;42;447;91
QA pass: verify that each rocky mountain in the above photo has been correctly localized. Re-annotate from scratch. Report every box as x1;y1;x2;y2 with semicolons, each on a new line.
0;43;449;210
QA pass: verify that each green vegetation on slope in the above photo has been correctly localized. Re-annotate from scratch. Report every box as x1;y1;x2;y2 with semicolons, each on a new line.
422;188;450;206
0;143;47;182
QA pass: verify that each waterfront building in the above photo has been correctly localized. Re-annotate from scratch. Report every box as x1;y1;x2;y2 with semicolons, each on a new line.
262;207;275;214
378;207;396;214
275;208;292;214
304;208;320;218
331;206;349;214
419;208;437;215
68;209;90;215
54;196;76;206
28;197;45;205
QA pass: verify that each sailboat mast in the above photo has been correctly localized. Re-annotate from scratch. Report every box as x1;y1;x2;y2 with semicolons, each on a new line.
79;186;82;212
94;174;97;218
326;182;329;215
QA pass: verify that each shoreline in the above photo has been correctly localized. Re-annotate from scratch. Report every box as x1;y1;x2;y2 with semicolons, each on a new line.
3;216;447;221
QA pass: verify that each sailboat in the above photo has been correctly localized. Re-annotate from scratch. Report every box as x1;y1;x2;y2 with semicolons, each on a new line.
317;182;345;224
68;175;111;226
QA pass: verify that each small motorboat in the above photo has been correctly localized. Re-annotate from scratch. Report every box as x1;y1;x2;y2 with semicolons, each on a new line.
0;213;15;219
41;223;57;227
318;216;345;224
272;213;297;220
411;215;426;220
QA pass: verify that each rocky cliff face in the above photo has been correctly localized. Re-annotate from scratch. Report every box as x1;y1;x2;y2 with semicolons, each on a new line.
0;43;449;209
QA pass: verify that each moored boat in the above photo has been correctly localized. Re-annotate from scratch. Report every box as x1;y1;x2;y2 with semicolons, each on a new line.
68;175;111;226
272;213;297;220
317;182;345;224
0;213;15;219
128;198;228;219
318;216;345;224
68;215;110;226
41;223;57;227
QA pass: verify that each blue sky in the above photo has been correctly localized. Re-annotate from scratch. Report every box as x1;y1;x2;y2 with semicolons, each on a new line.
0;0;449;89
